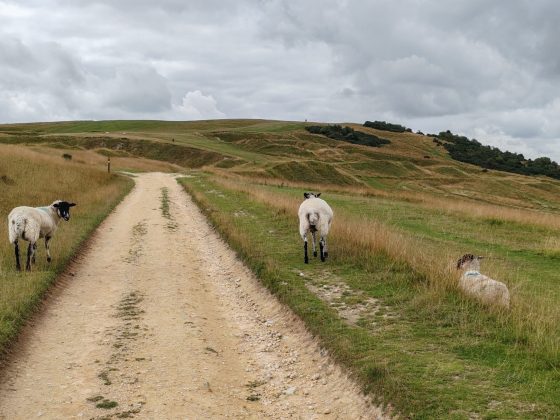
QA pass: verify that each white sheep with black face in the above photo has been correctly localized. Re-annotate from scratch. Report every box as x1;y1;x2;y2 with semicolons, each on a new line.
456;253;510;308
298;192;333;264
8;200;76;271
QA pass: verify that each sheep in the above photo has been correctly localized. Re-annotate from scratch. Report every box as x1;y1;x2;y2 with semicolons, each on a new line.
456;253;510;308
298;192;333;264
8;200;76;271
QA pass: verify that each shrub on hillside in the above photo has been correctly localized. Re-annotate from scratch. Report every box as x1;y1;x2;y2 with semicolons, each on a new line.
438;130;560;180
305;125;390;147
363;120;410;133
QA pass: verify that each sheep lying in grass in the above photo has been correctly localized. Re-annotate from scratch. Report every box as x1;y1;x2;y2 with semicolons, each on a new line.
298;192;333;264
456;254;510;308
8;200;76;271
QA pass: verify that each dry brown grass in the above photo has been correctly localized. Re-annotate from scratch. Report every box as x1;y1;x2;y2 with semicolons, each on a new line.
403;190;560;229
211;175;559;357
28;145;182;173
213;176;457;287
209;168;560;230
0;144;132;354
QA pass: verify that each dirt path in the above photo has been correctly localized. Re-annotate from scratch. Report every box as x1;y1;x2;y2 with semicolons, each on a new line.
0;173;385;419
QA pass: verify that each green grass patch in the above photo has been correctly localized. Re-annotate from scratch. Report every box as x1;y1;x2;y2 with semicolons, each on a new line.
179;174;560;419
159;187;178;231
160;187;171;219
96;399;118;409
268;161;357;185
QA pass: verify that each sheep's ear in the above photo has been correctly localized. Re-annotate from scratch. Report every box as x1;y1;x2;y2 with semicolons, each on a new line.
304;192;310;199
69;203;76;207
316;193;321;197
53;203;60;208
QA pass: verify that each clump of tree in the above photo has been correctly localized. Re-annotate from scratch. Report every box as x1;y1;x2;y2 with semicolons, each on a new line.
363;120;411;133
305;125;390;147
437;130;560;180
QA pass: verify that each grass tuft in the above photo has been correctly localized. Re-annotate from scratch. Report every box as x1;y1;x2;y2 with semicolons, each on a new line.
95;399;118;409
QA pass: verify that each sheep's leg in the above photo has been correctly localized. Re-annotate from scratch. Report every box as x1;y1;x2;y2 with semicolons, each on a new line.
14;240;21;271
31;243;37;264
26;242;35;271
320;236;328;262
300;221;309;264
312;231;317;258
45;236;52;263
301;233;309;264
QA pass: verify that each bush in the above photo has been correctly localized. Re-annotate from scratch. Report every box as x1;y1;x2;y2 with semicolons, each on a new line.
438;130;560;180
305;125;390;147
364;120;409;133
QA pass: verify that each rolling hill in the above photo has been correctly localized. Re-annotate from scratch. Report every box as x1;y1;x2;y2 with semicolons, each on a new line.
1;119;559;418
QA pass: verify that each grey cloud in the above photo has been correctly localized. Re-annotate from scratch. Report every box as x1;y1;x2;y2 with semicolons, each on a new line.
101;66;171;113
1;0;559;159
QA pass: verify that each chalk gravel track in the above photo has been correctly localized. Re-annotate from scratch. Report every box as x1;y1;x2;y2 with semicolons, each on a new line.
0;173;385;419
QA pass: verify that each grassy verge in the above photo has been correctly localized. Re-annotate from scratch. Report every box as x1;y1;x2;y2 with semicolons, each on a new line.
179;173;559;419
209;177;560;355
0;145;133;358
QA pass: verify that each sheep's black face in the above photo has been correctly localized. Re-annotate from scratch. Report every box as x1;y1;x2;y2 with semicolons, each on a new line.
304;192;322;199
53;201;76;221
456;253;484;269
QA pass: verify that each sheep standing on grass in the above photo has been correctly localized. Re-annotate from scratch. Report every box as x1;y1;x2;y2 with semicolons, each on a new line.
298;192;333;264
8;200;76;271
456;254;510;308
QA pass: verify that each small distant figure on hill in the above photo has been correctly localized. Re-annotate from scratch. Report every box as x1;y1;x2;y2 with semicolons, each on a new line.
456;254;510;308
298;193;333;264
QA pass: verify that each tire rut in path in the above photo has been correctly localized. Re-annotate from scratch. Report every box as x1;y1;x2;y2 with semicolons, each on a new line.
0;172;385;419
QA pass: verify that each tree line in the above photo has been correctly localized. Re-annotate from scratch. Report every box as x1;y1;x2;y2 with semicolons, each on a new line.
305;125;390;147
437;130;560;180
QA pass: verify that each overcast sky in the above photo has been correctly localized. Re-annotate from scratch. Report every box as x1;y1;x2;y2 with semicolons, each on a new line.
1;0;559;160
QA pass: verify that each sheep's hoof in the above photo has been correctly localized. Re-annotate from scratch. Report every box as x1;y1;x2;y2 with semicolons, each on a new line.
324;252;329;258
304;258;309;264
47;257;52;263
26;266;31;272
313;251;317;257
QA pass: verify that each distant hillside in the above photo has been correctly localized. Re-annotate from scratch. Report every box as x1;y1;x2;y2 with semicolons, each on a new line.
2;119;560;213
437;130;560;180
305;124;390;147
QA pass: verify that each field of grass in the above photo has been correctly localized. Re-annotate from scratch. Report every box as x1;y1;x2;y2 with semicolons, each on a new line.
0;145;133;357
1;119;559;418
180;173;559;419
